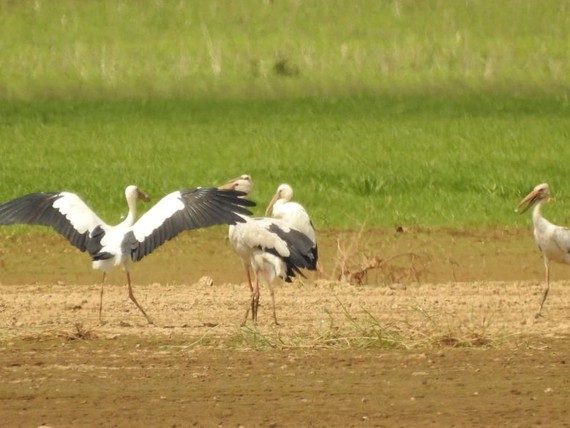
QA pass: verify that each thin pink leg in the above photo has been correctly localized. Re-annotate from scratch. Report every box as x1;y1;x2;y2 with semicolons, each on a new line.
98;272;106;323
126;271;154;325
536;261;551;318
251;274;260;323
268;281;279;325
243;265;255;325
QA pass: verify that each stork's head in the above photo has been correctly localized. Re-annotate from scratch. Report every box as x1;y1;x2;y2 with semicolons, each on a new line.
218;174;253;197
516;183;551;214
266;183;294;215
125;185;151;203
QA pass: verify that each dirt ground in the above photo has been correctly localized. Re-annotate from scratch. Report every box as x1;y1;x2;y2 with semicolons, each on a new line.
1;227;570;427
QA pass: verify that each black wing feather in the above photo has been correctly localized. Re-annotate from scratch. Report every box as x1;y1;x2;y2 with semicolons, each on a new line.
127;187;255;262
0;192;93;252
261;222;318;282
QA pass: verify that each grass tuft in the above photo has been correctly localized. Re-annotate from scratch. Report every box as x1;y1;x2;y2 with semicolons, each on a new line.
223;293;507;351
228;325;280;350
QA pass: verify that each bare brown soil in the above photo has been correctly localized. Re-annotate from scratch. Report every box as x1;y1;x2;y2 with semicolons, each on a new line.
1;227;570;427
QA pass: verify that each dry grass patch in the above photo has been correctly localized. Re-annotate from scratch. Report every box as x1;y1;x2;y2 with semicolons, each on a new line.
332;227;431;285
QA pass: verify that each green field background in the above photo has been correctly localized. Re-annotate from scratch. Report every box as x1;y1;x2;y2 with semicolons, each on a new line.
1;0;569;229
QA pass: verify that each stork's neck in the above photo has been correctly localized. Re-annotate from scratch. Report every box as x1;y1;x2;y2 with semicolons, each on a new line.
119;197;138;228
272;199;285;216
532;201;546;226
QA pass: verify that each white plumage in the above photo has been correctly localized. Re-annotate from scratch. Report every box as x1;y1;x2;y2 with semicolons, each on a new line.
0;184;254;324
266;183;318;268
220;175;317;324
516;182;570;317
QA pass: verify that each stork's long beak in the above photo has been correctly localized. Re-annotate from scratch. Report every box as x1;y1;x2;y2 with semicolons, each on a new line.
515;189;541;214
265;192;279;216
218;176;243;190
218;175;253;198
137;189;151;202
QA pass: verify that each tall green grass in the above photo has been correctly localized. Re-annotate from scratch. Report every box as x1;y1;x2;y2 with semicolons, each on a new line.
0;0;569;99
1;96;569;228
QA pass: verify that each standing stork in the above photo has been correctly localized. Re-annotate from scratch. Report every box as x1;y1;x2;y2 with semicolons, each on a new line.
516;183;570;317
266;183;318;268
219;176;317;324
0;185;254;324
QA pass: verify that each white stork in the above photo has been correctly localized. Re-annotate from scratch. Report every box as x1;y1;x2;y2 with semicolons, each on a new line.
219;175;317;324
0;185;254;324
516;182;570;317
266;183;318;268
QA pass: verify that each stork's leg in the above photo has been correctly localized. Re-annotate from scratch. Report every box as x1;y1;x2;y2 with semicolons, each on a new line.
242;265;255;325
126;272;154;325
536;261;551;318
251;275;260;323
268;281;280;326
98;272;106;323
246;266;254;292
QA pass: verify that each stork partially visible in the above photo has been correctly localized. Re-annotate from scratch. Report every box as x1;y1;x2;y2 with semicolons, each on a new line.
516;183;570;317
0;185;254;324
266;183;318;269
219;175;317;324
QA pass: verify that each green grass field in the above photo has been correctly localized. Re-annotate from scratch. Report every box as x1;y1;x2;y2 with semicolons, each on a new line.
1;1;569;230
2;95;569;229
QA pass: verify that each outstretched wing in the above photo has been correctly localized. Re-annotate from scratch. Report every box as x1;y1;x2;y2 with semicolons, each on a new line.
0;192;106;252
125;187;255;262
